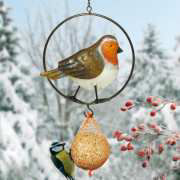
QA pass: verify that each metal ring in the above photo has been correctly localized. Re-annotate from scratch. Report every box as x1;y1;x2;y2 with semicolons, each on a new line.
86;6;92;13
84;104;94;117
42;13;135;106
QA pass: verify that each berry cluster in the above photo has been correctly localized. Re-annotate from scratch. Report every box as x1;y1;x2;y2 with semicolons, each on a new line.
113;123;180;179
120;96;177;117
113;130;134;151
115;97;180;179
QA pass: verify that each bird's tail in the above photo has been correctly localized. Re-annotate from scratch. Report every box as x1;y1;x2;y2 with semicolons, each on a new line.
40;68;62;80
66;176;75;180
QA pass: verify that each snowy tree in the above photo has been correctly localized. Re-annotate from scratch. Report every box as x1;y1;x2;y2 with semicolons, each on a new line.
0;1;17;64
139;24;165;60
0;1;53;180
173;35;180;70
175;35;180;58
128;24;179;99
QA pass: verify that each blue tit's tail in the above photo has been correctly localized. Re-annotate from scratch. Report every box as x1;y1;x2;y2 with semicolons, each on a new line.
66;176;75;180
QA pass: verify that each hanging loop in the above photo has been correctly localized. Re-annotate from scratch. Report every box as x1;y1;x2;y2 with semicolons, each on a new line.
86;0;92;14
84;104;94;117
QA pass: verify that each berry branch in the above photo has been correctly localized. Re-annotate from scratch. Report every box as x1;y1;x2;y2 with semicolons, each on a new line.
120;96;178;117
114;96;180;179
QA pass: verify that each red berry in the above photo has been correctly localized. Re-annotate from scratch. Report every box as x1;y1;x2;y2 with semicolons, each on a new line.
166;138;176;146
152;101;159;106
170;103;176;111
120;107;127;112
173;155;180;161
117;134;125;141
127;143;134;151
158;144;164;154
150;110;157;117
148;123;157;129
131;127;137;132
142;160;148;168
161;175;166;180
120;145;127;151
146;96;153;103
112;130;122;138
137;149;145;157
170;139;176;146
125;100;133;107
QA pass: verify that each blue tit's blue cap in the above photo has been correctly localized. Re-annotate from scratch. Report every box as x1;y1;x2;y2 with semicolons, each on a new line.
51;142;59;146
51;142;66;147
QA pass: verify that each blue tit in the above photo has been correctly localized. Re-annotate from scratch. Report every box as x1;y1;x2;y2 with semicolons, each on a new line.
50;142;75;180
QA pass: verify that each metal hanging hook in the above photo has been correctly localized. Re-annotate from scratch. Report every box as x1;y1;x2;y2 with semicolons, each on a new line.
86;0;92;14
84;104;94;117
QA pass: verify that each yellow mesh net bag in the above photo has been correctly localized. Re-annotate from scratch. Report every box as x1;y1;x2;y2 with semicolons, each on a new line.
71;112;110;170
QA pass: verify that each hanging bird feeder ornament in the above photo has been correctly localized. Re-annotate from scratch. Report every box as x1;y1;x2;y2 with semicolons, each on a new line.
41;0;135;178
71;112;110;170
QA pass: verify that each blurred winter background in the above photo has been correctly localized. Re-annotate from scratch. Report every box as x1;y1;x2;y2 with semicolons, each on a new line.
0;0;180;179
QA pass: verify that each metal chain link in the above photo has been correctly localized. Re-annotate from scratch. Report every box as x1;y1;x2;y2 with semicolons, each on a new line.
86;0;92;14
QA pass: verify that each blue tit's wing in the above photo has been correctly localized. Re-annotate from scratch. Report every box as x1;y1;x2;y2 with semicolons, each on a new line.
51;155;75;180
51;155;68;178
56;151;75;177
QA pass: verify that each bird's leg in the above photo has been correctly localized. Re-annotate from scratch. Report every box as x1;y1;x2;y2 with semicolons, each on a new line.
73;86;80;99
94;85;99;103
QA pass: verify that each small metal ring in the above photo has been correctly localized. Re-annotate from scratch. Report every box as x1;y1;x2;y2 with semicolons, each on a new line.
42;13;135;106
83;104;94;117
86;6;92;13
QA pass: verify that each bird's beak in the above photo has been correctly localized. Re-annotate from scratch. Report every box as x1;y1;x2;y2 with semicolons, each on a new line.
117;47;123;54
